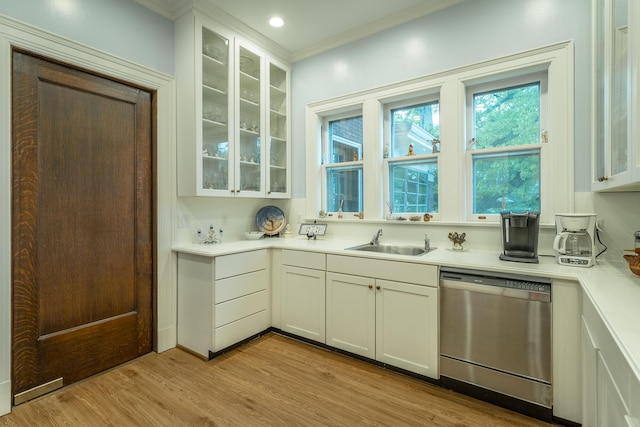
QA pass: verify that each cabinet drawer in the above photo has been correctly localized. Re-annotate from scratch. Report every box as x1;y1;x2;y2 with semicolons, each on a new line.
215;270;268;303
215;249;268;280
215;289;268;327
282;250;325;270
214;310;269;352
326;254;438;287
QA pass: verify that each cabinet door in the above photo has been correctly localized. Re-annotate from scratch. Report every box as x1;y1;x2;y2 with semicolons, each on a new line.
597;352;630;427
266;58;290;197
592;0;638;190
281;265;326;343
234;42;265;197
582;317;599;427
326;272;375;358
200;24;234;196
376;280;438;378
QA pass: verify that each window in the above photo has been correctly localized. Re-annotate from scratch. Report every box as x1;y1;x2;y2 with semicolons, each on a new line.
306;42;572;224
466;75;546;218
386;100;439;215
323;115;363;213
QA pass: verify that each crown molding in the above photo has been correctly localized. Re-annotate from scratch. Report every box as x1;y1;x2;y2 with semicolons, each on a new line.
133;0;463;63
132;0;191;20
289;0;465;62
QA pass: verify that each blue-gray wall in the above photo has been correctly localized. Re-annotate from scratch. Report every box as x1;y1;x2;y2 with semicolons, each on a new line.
0;0;174;75
290;0;592;197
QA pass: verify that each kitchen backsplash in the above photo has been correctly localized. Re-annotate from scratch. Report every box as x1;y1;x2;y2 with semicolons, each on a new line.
175;192;639;264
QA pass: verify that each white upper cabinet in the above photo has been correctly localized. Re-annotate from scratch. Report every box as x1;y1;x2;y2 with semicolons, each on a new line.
592;0;640;190
176;10;291;198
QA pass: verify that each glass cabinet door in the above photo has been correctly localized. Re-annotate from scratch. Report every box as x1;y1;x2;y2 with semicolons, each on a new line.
267;62;288;195
237;46;263;195
201;28;231;192
593;0;630;186
610;0;628;176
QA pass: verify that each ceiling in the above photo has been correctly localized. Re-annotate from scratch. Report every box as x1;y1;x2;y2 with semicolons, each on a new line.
133;0;464;61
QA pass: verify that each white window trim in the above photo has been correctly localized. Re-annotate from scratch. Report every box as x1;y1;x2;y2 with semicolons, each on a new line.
305;41;574;225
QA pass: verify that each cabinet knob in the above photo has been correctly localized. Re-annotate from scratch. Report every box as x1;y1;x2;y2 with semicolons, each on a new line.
376;285;381;290
368;284;373;289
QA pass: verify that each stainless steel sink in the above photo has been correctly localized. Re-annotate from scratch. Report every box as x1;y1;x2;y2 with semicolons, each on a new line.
346;243;433;256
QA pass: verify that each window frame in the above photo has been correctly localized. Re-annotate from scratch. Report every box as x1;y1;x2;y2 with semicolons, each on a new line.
464;72;548;222
321;110;364;214
382;95;441;218
305;42;574;226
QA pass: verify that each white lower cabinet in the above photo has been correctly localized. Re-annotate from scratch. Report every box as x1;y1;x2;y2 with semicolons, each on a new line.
280;250;326;343
325;255;439;378
326;272;438;378
177;250;269;358
582;295;640;427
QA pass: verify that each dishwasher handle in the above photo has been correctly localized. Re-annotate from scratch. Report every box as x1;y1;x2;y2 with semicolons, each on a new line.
440;278;551;302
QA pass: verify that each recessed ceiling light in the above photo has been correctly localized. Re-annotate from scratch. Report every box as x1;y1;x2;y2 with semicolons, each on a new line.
269;16;284;28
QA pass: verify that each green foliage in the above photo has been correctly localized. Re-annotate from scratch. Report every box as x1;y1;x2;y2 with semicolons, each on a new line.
472;83;541;213
474;84;540;149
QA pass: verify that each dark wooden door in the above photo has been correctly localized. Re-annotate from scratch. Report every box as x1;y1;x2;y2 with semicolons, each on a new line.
11;50;153;403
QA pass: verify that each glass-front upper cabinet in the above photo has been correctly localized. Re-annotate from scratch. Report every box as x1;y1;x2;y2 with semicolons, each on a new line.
267;59;290;196
592;0;640;190
201;27;232;194
235;45;264;196
176;10;291;198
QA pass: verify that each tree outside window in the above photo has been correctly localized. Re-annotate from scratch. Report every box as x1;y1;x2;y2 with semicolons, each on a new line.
470;81;542;214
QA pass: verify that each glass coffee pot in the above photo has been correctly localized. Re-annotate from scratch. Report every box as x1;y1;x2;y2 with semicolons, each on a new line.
553;230;592;256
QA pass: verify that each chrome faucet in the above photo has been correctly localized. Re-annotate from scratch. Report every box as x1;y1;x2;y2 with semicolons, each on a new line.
371;228;383;245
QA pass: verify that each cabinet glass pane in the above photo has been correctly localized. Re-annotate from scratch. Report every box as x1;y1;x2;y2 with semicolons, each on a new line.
594;0;606;180
202;28;230;191
239;47;261;192
269;63;287;193
611;0;628;175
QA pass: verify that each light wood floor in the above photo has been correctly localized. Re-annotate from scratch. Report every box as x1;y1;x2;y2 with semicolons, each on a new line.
1;333;559;426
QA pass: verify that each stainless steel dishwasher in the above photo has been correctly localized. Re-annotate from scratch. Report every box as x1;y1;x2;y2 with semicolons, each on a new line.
439;267;552;409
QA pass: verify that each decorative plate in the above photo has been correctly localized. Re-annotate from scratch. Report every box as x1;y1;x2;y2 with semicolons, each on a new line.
256;205;286;235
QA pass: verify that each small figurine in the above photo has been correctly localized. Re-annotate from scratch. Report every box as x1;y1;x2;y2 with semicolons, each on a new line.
407;144;415;156
448;231;467;250
353;151;358;161
283;223;293;238
432;139;440;154
423;213;432;222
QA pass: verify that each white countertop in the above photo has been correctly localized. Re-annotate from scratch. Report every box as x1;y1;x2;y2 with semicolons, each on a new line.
172;237;640;384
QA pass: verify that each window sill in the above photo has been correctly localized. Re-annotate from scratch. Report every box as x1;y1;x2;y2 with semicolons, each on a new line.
304;216;557;229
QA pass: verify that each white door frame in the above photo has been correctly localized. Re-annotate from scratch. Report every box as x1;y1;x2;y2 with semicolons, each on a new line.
0;15;177;415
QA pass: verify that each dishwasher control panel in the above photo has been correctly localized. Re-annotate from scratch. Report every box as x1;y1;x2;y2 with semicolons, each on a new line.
504;279;550;292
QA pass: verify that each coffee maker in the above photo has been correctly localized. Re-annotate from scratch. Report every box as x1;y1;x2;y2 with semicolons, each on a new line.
499;211;540;263
553;213;597;267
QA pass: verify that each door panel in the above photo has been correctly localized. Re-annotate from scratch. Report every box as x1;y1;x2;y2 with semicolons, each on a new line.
12;50;153;400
